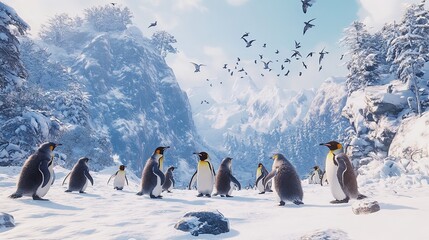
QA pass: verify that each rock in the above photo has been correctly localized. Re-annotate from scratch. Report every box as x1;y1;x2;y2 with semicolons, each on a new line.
352;200;380;215
0;213;15;229
300;229;349;240
174;209;229;236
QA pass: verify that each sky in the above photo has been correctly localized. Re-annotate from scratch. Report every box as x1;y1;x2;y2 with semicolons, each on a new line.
2;0;423;94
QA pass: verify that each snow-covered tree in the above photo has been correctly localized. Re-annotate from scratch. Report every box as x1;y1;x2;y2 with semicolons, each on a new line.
387;1;429;116
340;21;382;94
84;5;132;32
39;14;82;48
151;31;178;58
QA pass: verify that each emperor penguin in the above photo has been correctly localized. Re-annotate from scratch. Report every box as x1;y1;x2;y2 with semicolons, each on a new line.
9;142;61;200
162;166;175;193
63;157;94;193
137;146;169;198
255;163;272;194
188;152;216;197
309;165;323;184
107;165;129;190
213;157;241;197
320;141;366;203
264;153;304;206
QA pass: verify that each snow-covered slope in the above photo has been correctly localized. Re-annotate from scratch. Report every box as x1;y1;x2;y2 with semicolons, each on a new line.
1;166;429;239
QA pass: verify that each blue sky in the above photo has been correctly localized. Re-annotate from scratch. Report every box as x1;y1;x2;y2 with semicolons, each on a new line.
3;0;421;93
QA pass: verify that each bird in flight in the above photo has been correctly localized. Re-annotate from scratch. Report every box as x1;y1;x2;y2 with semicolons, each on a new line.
291;50;302;58
319;65;323;71
319;47;329;65
242;38;256;47
262;60;272;69
223;64;228;69
306;52;315;58
295;40;301;49
241;32;250;39
301;0;313;14
340;54;344;60
275;49;280;54
303;18;316;35
110;3;117;6
148;21;157;28
262;43;267;48
302;62;308;69
190;62;205;72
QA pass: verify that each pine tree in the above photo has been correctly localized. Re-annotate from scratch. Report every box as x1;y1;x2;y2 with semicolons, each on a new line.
151;31;178;58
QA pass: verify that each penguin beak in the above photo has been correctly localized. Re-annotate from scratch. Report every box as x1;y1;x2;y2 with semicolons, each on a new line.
319;143;329;147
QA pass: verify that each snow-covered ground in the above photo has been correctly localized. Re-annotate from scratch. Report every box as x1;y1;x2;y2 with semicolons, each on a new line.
1;165;428;239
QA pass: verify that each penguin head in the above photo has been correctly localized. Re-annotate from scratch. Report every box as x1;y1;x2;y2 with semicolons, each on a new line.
78;157;89;164
39;142;62;152
155;146;170;155
313;165;319;170
319;141;343;151
119;165;126;171
221;157;233;168
193;152;209;161
257;163;263;169
168;166;175;172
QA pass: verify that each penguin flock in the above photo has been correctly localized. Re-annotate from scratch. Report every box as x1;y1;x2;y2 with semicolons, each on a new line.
9;140;366;206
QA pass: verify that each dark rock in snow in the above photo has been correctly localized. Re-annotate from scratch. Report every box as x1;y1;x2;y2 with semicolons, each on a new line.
300;229;349;240
174;210;229;236
0;213;15;229
352;200;380;215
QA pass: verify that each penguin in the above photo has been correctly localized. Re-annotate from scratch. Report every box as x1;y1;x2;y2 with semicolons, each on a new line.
320;141;366;203
137;146;169;198
309;165;323;184
213;157;241;197
188;152;216;197
162;166;175;193
107;165;129;190
63;157;94;193
9;142;61;200
255;162;272;194
263;153;304;206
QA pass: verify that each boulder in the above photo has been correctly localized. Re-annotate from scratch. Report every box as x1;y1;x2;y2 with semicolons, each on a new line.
174;209;229;236
352;200;380;215
300;229;349;240
0;213;15;229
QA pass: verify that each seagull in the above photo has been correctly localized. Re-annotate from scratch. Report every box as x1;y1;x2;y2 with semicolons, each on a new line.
110;3;117;6
303;18;316;35
275;49;280;54
281;64;285;70
340;54;344;60
262;60;272;69
230;71;234;76
261;73;265;77
319;47;329;65
237;57;241;61
319;65;323;71
190;62;205;72
299;71;303;76
254;60;257;64
306;52;315;58
238;68;245;72
284;58;291;63
262;43;267;48
301;0;313;14
223;64;228;69
291;50;302;58
241;32;250;38
259;54;263;59
242;38;256;47
302;62;308;69
295;40;301;49
148;21;157;28
285;70;290;76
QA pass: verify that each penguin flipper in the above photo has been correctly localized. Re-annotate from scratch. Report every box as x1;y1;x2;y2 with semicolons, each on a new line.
107;171;118;185
62;172;71;186
172;177;175;187
125;175;129;186
263;169;277;188
153;165;165;185
188;171;197;190
229;174;241;190
52;171;56;185
39;161;51;188
255;174;264;187
336;155;348;195
85;170;94;186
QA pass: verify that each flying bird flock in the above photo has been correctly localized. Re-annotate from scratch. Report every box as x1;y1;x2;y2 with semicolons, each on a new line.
187;0;346;105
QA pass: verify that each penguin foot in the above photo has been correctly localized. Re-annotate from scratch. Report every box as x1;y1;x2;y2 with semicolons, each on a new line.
196;193;204;197
167;191;172;193
32;195;49;201
205;194;211;198
226;195;233;197
136;191;143;196
293;200;304;205
357;194;367;200
279;201;285;206
267;190;273;192
79;191;86;194
9;193;22;199
150;194;162;199
65;190;72;192
258;192;265;194
330;198;349;204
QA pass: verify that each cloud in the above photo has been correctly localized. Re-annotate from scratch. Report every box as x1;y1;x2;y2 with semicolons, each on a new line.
174;0;208;12
357;0;421;30
226;0;250;7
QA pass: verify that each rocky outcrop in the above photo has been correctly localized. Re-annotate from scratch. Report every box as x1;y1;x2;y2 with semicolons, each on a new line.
352;200;380;215
174;210;229;236
0;213;15;229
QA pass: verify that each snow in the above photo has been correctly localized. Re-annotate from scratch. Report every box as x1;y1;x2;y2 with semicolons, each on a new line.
1;166;428;239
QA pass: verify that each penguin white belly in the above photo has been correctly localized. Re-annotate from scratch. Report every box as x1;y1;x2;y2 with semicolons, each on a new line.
326;157;347;200
197;167;214;194
114;172;126;188
82;179;88;192
36;164;54;197
152;174;162;197
256;177;265;192
228;181;235;195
